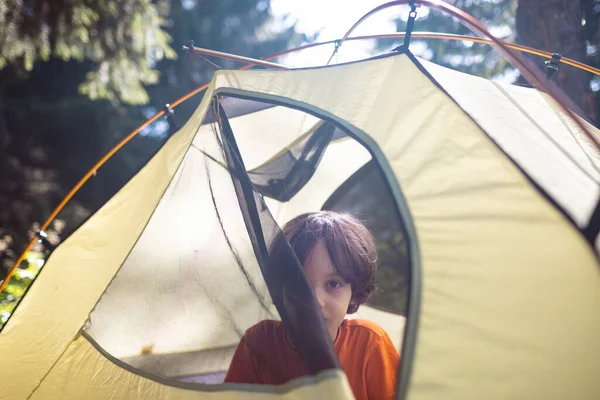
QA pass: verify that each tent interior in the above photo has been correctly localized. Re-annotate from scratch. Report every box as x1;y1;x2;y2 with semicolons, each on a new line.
84;95;410;384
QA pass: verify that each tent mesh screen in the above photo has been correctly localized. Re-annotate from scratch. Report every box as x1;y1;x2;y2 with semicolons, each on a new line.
212;100;340;374
247;121;335;202
85;94;406;386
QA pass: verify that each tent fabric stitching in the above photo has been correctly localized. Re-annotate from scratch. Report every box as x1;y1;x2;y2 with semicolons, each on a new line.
26;332;84;400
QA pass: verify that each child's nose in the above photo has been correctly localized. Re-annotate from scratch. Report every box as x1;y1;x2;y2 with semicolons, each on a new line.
314;288;326;309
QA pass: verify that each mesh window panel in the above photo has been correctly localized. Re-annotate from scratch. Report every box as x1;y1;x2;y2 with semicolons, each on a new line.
85;93;403;386
213;100;340;374
248;121;336;202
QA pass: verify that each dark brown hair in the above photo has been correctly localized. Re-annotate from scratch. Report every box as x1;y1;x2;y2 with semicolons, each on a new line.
281;211;377;314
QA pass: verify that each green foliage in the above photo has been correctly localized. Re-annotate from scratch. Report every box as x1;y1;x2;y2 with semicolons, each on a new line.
0;220;64;331
379;0;517;79
0;252;44;330
0;0;176;104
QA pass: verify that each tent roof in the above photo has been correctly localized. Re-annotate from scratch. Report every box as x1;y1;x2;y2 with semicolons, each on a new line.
1;50;599;400
420;58;600;228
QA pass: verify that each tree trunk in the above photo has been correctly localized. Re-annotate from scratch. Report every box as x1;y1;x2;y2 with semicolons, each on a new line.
516;0;592;118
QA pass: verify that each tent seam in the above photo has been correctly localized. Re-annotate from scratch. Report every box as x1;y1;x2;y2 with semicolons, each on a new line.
26;330;84;399
84;81;217;326
406;52;600;258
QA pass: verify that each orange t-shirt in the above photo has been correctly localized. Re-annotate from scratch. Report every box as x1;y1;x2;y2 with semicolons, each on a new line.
224;318;400;400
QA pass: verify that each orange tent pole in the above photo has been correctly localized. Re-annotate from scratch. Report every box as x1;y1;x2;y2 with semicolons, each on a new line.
0;110;166;292
193;33;600;77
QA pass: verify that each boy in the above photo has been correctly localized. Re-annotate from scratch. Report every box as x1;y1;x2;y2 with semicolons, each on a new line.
225;211;400;400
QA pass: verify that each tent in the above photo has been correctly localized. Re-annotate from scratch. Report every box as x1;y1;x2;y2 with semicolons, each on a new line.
2;42;600;400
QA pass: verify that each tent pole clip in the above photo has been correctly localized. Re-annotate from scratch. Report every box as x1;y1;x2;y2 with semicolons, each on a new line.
35;230;55;251
545;53;561;79
182;40;195;54
393;0;419;53
182;39;221;73
164;104;178;135
333;40;341;55
408;1;418;19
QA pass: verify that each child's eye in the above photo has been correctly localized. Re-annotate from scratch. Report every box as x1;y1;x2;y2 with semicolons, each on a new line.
326;281;342;289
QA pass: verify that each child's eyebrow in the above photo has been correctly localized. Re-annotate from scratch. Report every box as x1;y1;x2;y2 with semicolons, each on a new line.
325;272;345;280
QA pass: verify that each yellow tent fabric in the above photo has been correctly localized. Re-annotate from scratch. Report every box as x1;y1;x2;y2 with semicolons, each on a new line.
1;51;599;400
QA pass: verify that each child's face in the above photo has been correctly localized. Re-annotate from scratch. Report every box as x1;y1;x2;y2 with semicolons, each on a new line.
302;240;353;342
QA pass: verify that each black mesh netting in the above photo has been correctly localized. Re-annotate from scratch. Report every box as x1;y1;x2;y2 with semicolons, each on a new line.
247;121;335;202
206;98;340;376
